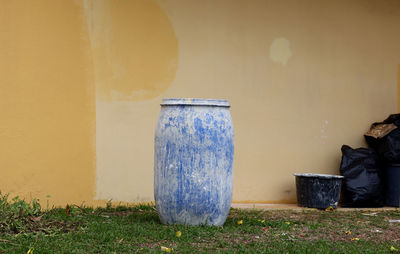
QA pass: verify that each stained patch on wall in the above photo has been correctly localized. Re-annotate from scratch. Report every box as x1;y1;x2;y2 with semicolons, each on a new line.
83;0;178;101
0;0;96;206
269;38;293;66
360;0;400;16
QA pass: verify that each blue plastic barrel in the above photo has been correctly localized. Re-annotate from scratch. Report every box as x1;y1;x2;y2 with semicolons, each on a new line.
154;98;234;225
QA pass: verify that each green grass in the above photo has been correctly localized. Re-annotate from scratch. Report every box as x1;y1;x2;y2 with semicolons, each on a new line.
0;196;399;253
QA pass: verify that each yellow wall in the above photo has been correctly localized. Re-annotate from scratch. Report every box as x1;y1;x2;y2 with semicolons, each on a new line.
1;0;400;206
0;0;96;206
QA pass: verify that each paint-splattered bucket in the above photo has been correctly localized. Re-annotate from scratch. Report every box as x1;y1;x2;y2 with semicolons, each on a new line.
154;98;234;225
294;173;343;209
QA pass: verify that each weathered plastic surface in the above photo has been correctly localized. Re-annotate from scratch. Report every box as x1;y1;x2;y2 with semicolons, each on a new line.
154;98;234;226
385;164;400;207
294;173;343;209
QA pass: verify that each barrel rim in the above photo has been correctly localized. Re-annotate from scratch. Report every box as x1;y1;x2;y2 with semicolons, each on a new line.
161;98;230;107
294;173;344;179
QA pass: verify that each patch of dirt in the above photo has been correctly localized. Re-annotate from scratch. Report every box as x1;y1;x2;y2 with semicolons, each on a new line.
0;218;81;235
230;209;400;243
137;240;177;250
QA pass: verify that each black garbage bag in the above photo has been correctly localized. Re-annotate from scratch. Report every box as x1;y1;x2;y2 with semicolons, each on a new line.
340;145;384;207
381;114;400;126
365;114;400;163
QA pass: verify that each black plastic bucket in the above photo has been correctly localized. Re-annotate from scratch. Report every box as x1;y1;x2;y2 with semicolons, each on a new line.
294;173;344;209
385;164;400;207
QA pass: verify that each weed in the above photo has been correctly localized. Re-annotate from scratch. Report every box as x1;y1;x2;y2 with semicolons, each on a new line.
0;193;42;233
0;193;80;235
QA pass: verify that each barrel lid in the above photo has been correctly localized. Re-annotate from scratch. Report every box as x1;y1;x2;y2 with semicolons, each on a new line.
161;98;230;107
294;173;344;179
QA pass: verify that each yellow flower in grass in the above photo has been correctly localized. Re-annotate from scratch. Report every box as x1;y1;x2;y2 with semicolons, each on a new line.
176;231;182;237
345;231;351;235
237;220;243;225
351;238;360;241
390;246;398;252
161;246;173;252
325;206;334;211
